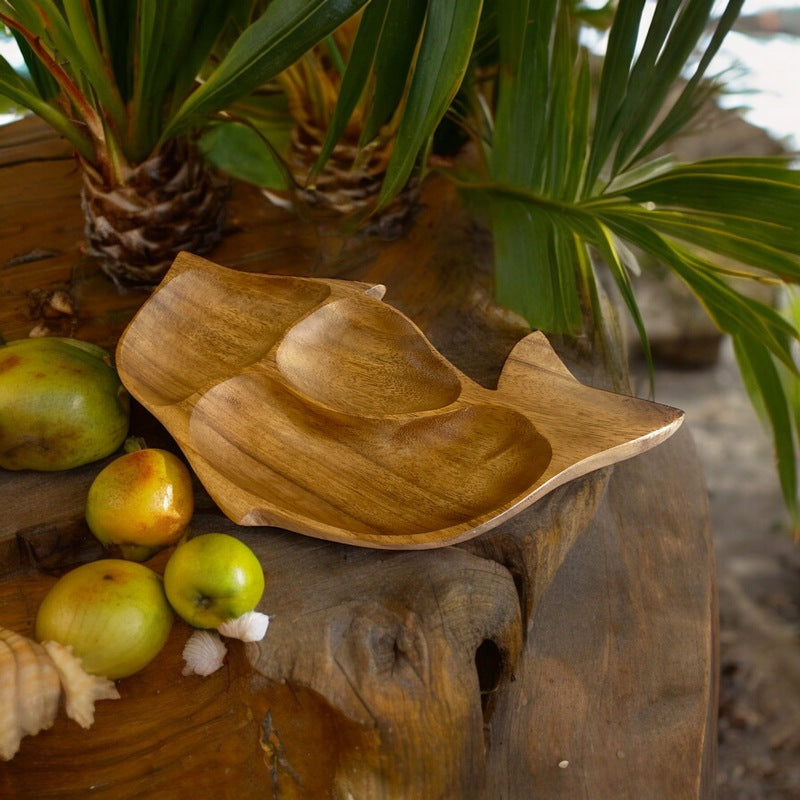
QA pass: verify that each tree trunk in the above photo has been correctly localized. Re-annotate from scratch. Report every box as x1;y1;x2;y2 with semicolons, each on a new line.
0;116;717;798
80;137;228;287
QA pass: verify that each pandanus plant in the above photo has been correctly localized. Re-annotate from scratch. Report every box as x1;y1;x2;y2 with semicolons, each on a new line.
270;0;799;525
0;0;370;285
203;0;800;528
1;0;799;529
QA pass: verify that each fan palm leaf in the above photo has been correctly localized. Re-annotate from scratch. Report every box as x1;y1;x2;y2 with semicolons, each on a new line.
321;0;799;523
484;0;800;524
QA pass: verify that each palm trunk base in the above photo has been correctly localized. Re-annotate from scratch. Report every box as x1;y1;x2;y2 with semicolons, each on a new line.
81;139;228;288
269;126;419;241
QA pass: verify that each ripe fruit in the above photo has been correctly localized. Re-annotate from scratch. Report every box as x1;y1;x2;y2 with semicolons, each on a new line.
163;533;265;629
35;559;174;679
86;447;194;562
0;337;129;471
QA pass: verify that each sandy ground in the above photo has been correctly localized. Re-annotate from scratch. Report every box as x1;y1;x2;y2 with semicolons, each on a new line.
635;340;800;799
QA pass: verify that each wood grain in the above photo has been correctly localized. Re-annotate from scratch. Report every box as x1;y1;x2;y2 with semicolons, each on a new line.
115;253;683;548
0;117;717;798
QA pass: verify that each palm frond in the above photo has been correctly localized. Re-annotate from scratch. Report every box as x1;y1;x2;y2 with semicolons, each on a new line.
377;0;483;205
164;0;369;142
309;0;427;178
0;1;369;170
440;0;800;519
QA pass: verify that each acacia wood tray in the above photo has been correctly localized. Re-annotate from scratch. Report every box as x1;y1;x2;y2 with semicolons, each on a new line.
116;253;683;549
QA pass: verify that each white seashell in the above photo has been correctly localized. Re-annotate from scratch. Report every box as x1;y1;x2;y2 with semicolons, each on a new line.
0;638;16;760
217;611;270;642
0;627;121;761
42;641;120;729
0;627;60;761
181;630;227;676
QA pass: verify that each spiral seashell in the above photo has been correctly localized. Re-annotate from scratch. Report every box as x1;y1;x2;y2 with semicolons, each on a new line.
181;630;227;676
0;627;121;760
0;627;61;761
217;611;270;642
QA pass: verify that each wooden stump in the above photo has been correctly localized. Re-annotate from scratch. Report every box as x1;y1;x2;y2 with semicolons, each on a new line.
0;117;717;798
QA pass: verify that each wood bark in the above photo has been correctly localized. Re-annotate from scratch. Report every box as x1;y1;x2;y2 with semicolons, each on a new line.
0;117;717;798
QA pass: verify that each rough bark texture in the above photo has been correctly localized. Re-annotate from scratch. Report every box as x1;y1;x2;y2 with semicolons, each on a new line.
80;137;228;287
0;117;717;798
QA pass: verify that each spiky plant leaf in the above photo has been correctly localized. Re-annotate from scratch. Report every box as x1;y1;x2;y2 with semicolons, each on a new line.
310;0;427;178
164;0;369;141
377;0;483;205
0;52;93;158
0;1;370;170
435;0;800;519
733;333;798;523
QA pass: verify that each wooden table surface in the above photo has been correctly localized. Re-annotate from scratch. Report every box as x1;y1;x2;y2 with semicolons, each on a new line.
0;116;718;799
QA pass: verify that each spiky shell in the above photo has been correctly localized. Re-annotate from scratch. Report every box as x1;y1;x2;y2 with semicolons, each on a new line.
0;627;121;760
43;641;119;729
0;627;60;761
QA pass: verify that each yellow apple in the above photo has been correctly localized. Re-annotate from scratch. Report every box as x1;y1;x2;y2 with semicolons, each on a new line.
35;559;174;679
0;337;129;471
85;448;194;561
163;533;265;629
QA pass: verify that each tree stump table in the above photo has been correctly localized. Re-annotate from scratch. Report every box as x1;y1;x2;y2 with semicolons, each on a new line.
0;117;717;798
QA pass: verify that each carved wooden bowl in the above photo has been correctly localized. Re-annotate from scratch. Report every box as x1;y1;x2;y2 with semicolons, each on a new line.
116;253;683;549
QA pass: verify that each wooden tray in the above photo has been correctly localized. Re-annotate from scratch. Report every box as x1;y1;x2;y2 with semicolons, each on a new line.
116;253;683;549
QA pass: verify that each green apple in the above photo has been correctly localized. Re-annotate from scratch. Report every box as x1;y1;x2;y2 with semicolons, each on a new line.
35;559;173;679
86;447;194;562
163;533;265;629
0;337;129;471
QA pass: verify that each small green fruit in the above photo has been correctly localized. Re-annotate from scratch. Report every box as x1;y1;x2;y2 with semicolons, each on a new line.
35;559;174;679
163;533;265;629
0;337;130;470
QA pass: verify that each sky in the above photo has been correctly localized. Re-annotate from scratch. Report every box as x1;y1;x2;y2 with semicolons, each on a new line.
580;0;800;150
713;1;800;149
1;2;798;149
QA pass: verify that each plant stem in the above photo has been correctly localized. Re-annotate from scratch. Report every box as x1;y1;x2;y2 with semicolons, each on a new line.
0;12;105;148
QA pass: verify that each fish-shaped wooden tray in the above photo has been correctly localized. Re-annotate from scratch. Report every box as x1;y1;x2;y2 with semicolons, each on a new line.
116;253;683;549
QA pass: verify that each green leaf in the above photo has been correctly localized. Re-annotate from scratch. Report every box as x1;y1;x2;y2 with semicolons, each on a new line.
591;221;655;390
597;162;800;281
314;0;427;175
492;0;557;191
96;0;137;102
477;191;583;332
0;54;93;159
585;0;646;186
612;0;720;172
10;32;59;100
617;167;800;238
61;0;126;128
544;2;578;198
622;208;800;282
562;48;591;200
630;0;745;164
199;120;291;189
361;0;427;145
164;0;369;142
732;333;798;521
310;0;394;177
379;0;483;205
598;214;798;371
127;1;234;158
